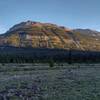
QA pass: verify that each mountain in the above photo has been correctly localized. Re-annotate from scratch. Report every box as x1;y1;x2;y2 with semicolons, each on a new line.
0;20;100;51
73;29;100;36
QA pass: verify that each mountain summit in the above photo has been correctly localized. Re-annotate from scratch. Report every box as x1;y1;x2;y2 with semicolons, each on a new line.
0;21;100;51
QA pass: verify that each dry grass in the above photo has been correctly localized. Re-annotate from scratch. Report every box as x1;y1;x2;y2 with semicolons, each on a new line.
0;63;100;100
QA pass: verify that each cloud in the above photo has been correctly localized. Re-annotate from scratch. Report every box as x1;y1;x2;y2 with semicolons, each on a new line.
0;25;7;34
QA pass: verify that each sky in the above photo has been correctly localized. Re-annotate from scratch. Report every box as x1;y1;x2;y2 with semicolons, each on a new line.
0;0;100;33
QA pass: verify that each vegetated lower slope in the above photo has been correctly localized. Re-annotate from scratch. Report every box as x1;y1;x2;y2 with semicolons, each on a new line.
0;20;100;51
0;46;100;63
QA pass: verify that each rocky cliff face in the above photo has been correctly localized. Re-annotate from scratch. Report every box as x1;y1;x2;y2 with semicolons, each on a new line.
0;21;100;51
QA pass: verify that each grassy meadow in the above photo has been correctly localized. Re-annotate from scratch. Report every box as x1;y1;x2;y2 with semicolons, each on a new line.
0;63;100;100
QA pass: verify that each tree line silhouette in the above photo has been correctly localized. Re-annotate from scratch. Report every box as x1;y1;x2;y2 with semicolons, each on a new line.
0;46;100;63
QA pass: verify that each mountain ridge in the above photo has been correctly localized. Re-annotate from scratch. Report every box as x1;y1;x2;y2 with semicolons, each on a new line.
0;21;100;51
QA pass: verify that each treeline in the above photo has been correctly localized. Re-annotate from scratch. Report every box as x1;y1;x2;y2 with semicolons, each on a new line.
0;46;100;63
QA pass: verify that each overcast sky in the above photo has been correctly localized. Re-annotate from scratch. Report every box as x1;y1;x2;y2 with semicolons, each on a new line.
0;0;100;33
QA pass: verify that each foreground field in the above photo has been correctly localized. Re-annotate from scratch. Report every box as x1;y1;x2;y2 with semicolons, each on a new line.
0;63;100;100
